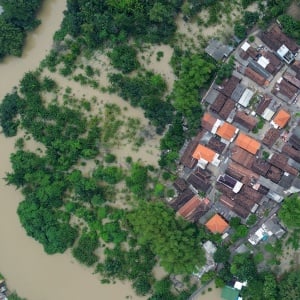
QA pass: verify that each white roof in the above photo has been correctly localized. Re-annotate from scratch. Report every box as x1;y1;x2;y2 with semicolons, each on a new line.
233;181;243;193
241;42;251;52
234;281;243;290
203;241;217;254
212;119;222;134
257;56;270;68
262;108;275;121
277;44;289;57
277;77;283;84
238;89;254;107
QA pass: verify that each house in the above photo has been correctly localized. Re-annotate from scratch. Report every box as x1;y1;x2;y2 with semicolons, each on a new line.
237;88;254;107
240;42;259;60
216;122;239;142
170;188;194;210
291;60;300;79
205;214;229;234
205;89;220;105
235;132;261;154
289;126;300;150
252;158;271;176
272;77;298;102
244;67;267;86
187;167;212;193
231;145;255;169
283;71;300;89
248;58;271;80
177;195;210;222
173;178;188;193
256;94;279;121
201;112;220;133
262;51;283;75
208;136;227;153
269;153;289;170
271;109;290;129
210;92;227;113
233;111;258;131
205;39;234;61
262;128;281;148
282;144;300;163
231;83;246;102
217;173;244;193
266;165;283;183
192;144;221;168
217;76;241;98
219;98;236;121
219;195;250;218
248;215;285;245
227;161;260;184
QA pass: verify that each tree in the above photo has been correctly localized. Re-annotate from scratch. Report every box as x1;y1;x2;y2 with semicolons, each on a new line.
230;253;257;281
279;270;300;300
278;194;300;228
263;273;277;300
127;201;206;274
213;246;230;263
132;276;152;296
234;22;247;39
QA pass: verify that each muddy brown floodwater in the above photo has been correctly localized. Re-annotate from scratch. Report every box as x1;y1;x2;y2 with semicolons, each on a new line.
0;1;145;299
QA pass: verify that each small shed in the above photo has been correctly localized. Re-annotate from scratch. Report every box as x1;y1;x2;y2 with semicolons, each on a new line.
205;39;234;61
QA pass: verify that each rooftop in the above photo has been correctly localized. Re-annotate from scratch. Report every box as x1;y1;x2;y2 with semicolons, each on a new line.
205;39;234;61
272;109;291;129
201;112;218;132
244;67;267;86
234;111;258;131
221;286;239;300
216;122;238;141
231;145;255;169
235;133;261;154
192;144;217;162
218;76;241;98
205;214;229;234
219;98;236;120
262;128;281;148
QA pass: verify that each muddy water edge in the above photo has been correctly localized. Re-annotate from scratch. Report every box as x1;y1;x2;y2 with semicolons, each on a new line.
0;1;145;299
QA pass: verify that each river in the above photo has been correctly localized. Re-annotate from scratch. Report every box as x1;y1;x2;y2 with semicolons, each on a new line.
0;1;144;299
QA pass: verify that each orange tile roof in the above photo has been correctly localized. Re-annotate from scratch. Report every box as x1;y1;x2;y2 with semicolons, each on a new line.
205;214;229;234
216;122;237;140
201;113;218;132
178;195;210;219
273;109;290;128
235;133;261;155
192;144;216;162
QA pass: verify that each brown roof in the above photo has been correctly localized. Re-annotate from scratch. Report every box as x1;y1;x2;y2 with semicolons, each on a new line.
244;67;267;86
282;144;300;163
233;111;258;131
201;113;218;132
251;158;271;176
291;60;300;77
266;165;283;183
290;130;300;150
216;181;236;199
177;195;210;222
219;195;250;219
173;178;188;193
235;133;261;154
260;24;299;52
284;164;299;176
170;188;194;210
180;131;204;168
231;145;255;169
273;79;298;100
272;109;291;128
262;128;281;148
207;137;226;154
227;161;259;184
187;167;212;193
269;153;288;170
283;72;300;89
219;98;235;120
205;214;229;233
238;185;264;203
256;95;272;115
263;51;282;75
210;93;227;113
218;76;241;97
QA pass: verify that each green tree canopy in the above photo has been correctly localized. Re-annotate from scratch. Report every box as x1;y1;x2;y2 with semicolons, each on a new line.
278;194;300;228
127;201;206;274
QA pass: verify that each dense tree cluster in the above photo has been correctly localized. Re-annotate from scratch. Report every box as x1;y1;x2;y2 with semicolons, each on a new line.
278;14;300;43
0;0;43;58
127;201;206;274
279;194;300;228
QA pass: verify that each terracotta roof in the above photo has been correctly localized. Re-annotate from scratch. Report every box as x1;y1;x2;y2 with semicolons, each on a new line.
244;67;267;86
216;122;237;140
270;153;288;170
282;144;300;163
227;161;259;184
218;76;241;97
262;128;280;148
233;111;258;131
192;144;217;162
231;145;255;169
291;60;300;76
285;164;299;176
205;214;229;233
219;98;235;120
219;195;249;218
208;137;226;154
272;109;290;128
210;93;226;113
235;133;261;154
201;112;218;132
177;195;210;222
273;79;298;100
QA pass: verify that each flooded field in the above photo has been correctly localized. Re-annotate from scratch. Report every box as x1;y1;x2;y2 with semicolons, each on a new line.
0;1;145;299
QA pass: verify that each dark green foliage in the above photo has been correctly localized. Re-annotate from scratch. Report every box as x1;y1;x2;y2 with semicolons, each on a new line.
213;246;230;263
133;276;152;296
279;270;300;299
278;14;300;43
0;92;20;136
171;52;216;134
246;214;257;226
229;216;241;229
279;194;300;228
104;153;117;163
230;253;258;282
72;231;99;266
127;201;206;274
125;163;148;197
0;0;42;58
216;57;235;84
99;221;127;244
109;71;173;133
234;22;247;39
93;165;123;185
8;293;27;300
17;200;77;254
244;11;259;29
108;44;140;73
241;0;256;8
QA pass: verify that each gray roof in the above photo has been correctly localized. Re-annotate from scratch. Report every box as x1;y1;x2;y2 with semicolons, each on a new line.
205;89;219;104
293;126;300;139
205;39;234;61
288;158;300;170
292;177;300;189
263;218;285;239
248;59;272;79
278;173;295;189
231;83;246;102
